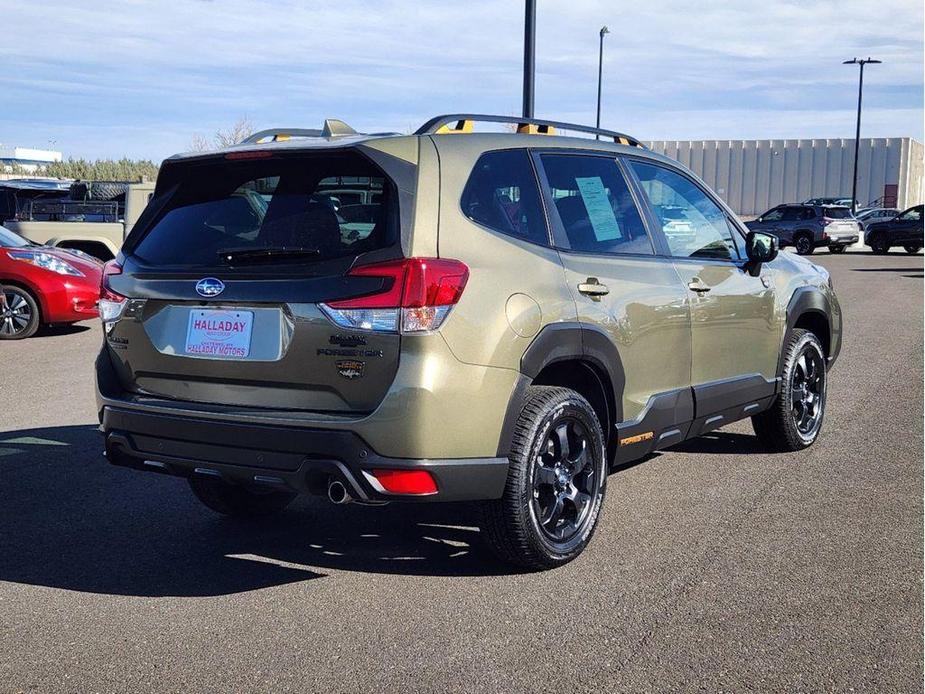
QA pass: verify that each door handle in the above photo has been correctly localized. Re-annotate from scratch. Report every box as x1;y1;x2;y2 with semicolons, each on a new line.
577;278;610;298
688;278;711;293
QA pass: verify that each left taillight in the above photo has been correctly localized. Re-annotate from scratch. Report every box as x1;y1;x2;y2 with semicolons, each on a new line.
319;257;469;333
99;260;127;324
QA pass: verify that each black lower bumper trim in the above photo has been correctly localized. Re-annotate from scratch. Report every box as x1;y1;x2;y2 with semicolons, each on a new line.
101;406;508;503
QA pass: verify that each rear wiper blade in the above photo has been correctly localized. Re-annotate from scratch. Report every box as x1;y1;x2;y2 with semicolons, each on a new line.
218;247;321;264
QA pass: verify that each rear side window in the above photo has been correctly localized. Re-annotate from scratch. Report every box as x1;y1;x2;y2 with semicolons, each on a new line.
630;161;738;260
539;154;652;255
460;149;548;246
131;152;396;268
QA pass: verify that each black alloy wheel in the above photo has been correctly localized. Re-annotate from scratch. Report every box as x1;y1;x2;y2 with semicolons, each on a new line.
531;417;600;544
752;329;827;452
790;346;825;440
794;234;814;255
479;386;607;569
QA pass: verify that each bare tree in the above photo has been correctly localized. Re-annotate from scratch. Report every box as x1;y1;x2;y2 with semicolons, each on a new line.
214;117;255;148
189;117;255;152
189;133;210;152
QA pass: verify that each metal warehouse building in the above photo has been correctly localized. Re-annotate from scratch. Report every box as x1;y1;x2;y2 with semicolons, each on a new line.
643;138;924;217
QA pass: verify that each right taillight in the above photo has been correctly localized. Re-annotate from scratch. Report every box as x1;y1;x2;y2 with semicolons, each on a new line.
99;260;127;324
319;257;469;333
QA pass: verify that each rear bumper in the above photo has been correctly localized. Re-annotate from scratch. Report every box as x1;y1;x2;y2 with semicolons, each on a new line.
100;406;509;503
827;235;858;246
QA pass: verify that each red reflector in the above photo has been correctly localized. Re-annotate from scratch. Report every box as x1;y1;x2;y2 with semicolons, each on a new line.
328;257;469;309
371;469;438;495
224;150;274;160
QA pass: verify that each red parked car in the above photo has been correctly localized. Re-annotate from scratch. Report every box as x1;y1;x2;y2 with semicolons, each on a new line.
0;225;102;339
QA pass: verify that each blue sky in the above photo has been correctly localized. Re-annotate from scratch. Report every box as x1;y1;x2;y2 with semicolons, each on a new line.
1;0;922;160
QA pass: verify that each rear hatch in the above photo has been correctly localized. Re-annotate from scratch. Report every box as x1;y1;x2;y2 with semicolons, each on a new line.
822;206;858;235
103;148;407;413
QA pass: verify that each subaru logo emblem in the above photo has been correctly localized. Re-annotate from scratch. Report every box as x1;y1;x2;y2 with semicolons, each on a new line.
195;278;225;297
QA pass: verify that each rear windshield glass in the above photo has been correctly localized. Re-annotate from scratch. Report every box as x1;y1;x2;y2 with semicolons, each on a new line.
822;207;852;219
131;152;396;267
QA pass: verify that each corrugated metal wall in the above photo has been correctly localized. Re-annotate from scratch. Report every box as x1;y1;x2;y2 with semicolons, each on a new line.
643;138;924;216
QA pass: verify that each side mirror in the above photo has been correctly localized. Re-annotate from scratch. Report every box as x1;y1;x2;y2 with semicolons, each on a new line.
745;231;778;275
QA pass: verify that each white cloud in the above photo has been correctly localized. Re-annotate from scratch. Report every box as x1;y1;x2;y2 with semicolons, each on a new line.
0;0;921;158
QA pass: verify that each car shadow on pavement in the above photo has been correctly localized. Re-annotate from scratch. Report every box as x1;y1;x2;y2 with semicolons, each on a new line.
667;431;768;455
0;425;515;598
37;323;92;337
851;267;923;273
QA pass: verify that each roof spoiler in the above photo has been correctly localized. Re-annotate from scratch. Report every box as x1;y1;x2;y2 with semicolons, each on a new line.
241;119;400;145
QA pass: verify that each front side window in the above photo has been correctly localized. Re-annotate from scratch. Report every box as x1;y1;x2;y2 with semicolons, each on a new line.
781;207;803;222
899;206;922;222
539;154;652;255
761;207;784;222
630;161;738;260
460;149;548;246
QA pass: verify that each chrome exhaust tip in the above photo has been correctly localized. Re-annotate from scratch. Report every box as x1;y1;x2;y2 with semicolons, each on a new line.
327;478;352;505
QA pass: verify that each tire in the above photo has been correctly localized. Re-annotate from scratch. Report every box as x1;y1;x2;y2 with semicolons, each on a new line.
188;476;296;518
0;285;40;339
794;233;814;255
479;386;607;570
752;329;826;452
904;246;922;255
69;182;89;200
87;181;129;201
869;234;889;255
828;245;847;254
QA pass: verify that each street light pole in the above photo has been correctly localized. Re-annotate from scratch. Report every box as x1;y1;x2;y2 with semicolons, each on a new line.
595;26;609;138
843;57;881;214
522;0;536;119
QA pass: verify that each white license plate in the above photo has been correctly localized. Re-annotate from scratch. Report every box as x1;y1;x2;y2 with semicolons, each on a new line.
185;309;254;359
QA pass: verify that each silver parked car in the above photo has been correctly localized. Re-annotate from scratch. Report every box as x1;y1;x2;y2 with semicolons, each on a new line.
856;207;900;230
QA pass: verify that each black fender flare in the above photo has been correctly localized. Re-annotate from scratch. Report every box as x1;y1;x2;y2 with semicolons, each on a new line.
496;322;625;457
780;287;836;374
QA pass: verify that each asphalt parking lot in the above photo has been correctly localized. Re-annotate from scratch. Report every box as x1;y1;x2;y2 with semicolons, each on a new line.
1;249;922;693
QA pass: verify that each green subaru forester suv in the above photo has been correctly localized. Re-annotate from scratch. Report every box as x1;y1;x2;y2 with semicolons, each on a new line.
96;115;841;569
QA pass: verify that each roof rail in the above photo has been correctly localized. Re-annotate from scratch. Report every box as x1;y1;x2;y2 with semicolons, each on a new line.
415;114;645;148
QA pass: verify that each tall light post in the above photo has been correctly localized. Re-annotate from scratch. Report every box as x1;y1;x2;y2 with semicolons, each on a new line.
595;26;610;138
523;0;536;119
843;57;881;214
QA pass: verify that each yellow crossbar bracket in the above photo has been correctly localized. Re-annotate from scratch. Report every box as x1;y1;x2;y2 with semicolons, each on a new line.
435;119;474;134
517;123;556;135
